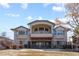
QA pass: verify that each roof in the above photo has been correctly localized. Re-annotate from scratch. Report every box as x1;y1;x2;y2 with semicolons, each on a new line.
54;25;70;31
28;20;55;25
11;26;29;31
0;36;16;47
0;36;11;39
0;36;13;42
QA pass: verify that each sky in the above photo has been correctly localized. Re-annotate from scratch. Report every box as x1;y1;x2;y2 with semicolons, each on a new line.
0;3;71;39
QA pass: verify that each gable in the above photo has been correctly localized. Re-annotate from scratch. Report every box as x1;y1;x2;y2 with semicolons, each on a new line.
11;26;29;31
54;26;65;31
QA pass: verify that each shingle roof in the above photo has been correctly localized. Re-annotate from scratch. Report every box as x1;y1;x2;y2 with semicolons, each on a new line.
54;25;70;31
11;26;29;30
0;36;13;42
28;20;55;25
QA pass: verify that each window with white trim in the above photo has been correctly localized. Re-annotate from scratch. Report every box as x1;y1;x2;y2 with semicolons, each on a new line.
18;31;25;35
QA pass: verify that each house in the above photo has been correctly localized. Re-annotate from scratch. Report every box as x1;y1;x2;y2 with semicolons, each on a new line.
11;20;70;49
0;36;16;49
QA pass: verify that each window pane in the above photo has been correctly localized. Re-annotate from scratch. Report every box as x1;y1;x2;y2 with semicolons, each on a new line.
39;28;44;31
26;31;28;35
19;31;25;35
34;28;38;31
57;31;64;35
53;29;56;35
45;28;48;31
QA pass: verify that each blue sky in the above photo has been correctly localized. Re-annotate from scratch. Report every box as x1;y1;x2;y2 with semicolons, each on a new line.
0;3;66;39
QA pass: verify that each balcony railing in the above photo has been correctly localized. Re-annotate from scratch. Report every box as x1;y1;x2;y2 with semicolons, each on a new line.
32;31;51;34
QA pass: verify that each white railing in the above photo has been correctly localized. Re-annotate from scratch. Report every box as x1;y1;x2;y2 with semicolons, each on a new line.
30;33;53;37
32;31;51;34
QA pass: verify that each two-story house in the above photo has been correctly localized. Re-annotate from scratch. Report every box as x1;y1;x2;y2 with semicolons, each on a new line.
11;20;69;49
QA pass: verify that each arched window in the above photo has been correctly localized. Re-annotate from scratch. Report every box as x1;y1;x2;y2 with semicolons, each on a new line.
45;28;48;32
39;27;44;31
34;28;38;31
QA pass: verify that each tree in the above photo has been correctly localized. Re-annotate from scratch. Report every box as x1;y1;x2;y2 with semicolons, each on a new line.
65;3;79;51
72;36;77;43
65;3;79;35
65;3;79;27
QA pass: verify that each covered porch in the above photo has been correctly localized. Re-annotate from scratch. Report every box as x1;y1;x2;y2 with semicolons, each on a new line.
29;37;52;49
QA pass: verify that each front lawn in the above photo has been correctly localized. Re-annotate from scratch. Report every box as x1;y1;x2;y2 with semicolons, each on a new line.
0;49;79;56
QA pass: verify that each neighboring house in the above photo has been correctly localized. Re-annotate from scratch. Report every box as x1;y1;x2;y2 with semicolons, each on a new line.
11;20;70;49
0;36;16;49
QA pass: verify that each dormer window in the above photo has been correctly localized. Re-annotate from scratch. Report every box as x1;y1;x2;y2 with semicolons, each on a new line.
18;31;25;35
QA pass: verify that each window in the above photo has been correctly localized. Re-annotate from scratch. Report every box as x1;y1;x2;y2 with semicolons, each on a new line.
53;29;64;35
26;31;28;35
19;31;25;35
45;28;48;32
53;29;56;35
57;41;60;45
39;28;44;31
58;32;63;35
19;41;22;44
57;41;62;45
57;31;64;35
34;28;38;31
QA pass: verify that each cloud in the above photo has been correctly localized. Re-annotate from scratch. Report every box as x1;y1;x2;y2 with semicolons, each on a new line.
6;13;20;17
43;3;65;12
43;3;51;7
49;20;55;23
21;3;28;10
49;17;70;25
52;6;65;12
26;16;33;20
0;3;10;8
52;3;65;12
26;16;43;20
54;3;64;6
57;18;68;23
37;16;43;20
55;17;72;28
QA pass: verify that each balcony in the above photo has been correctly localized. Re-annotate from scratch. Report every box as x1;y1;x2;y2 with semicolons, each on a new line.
30;31;53;38
17;35;28;38
32;31;51;34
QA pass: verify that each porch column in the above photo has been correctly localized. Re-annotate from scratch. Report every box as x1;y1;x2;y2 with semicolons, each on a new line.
44;27;45;32
51;41;53;48
30;26;32;33
51;25;53;34
30;41;32;48
38;27;39;33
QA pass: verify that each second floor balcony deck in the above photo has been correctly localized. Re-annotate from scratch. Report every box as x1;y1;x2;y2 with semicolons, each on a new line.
30;31;53;38
32;31;51;34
